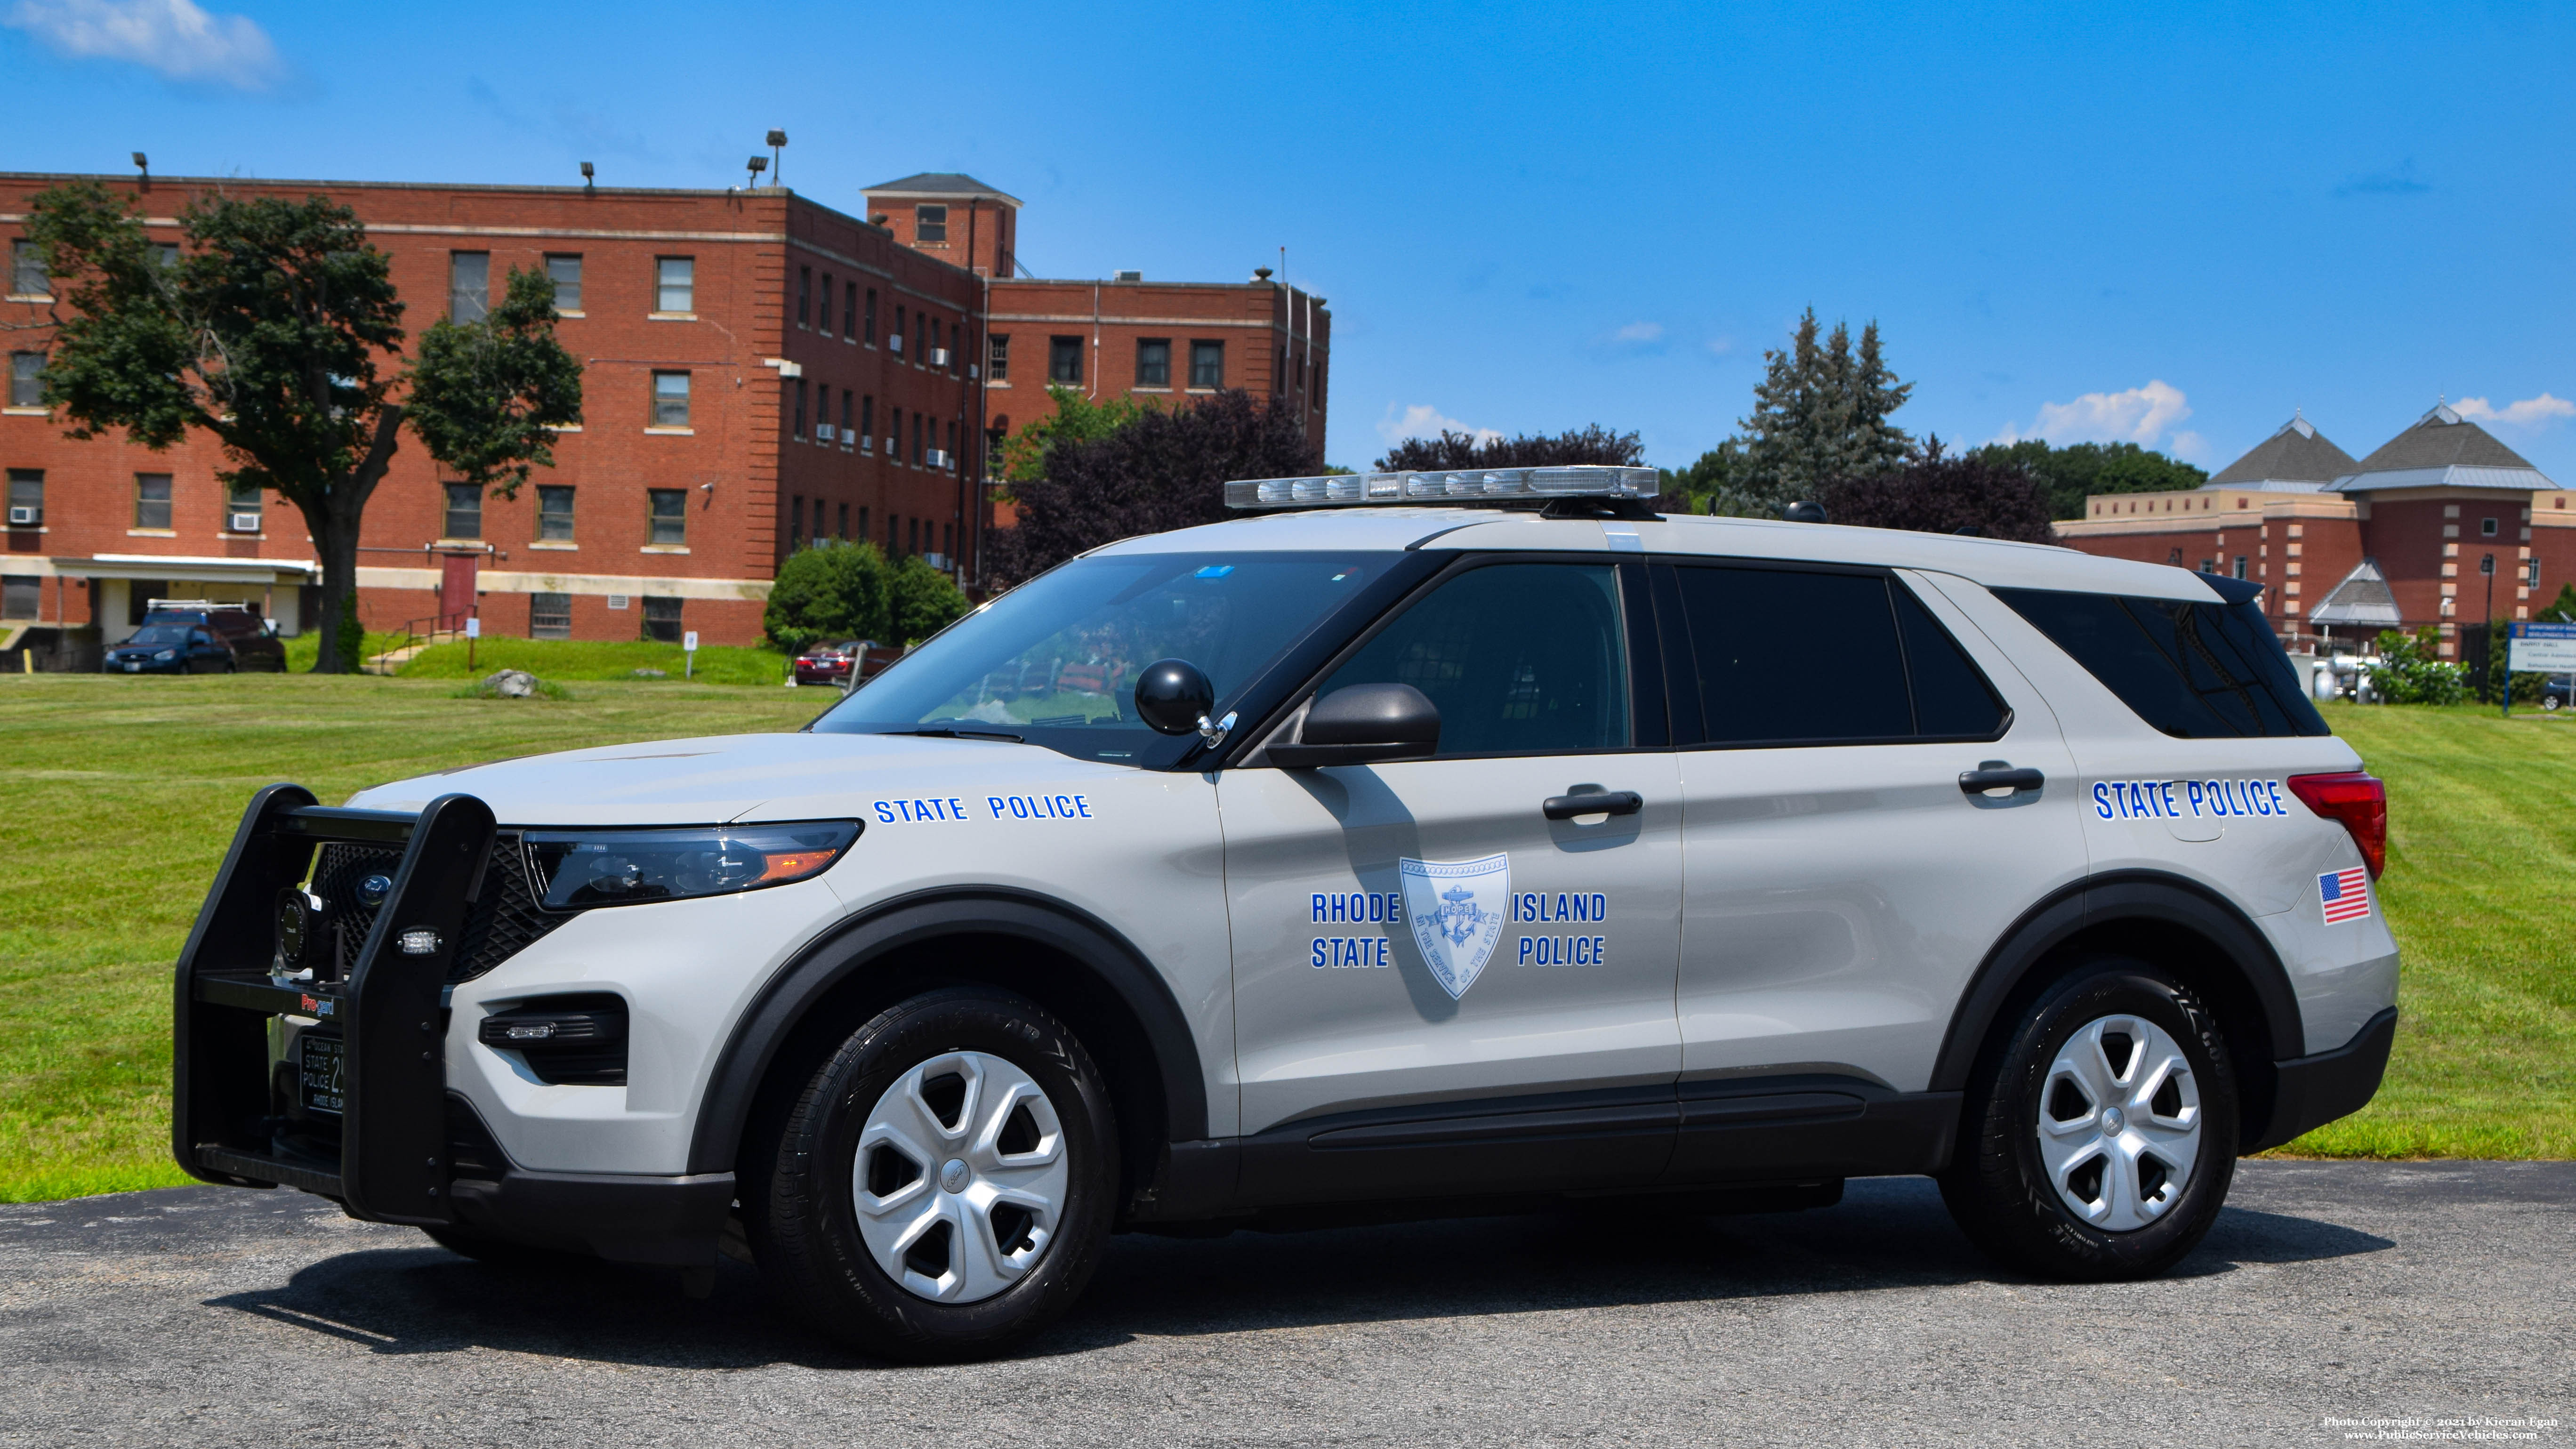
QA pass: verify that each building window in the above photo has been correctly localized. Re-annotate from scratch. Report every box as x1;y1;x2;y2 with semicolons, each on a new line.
652;371;691;427
2233;556;2247;580
2482;516;2499;537
887;513;899;554
655;257;694;314
5;470;39;527
449;251;489;322
841;279;856;338
790;493;805;547
642;596;684;643
1189;340;1224;388
8;352;42;408
648;489;687;546
545;254;582;312
858;507;869;543
10;239;48;298
840;387;853;444
443;483;483;539
916;204;948;243
893;306;907;359
227;482;261;533
1;574;37;620
821;273;837;335
793;377;808;440
1049;335;1083;384
537;484;574;541
132;473;173;530
989;333;1010;381
909;517;920;555
861;394;875;450
1135;338;1171;387
837;502;848;539
530;592;572;639
864;287;877;345
797;266;812;328
913;411;926;466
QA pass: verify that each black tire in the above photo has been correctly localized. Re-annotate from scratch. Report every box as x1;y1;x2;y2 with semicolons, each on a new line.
1939;958;2238;1280
747;985;1119;1362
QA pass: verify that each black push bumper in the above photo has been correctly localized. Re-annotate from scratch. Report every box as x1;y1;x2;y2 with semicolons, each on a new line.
2245;1006;2399;1153
173;784;729;1264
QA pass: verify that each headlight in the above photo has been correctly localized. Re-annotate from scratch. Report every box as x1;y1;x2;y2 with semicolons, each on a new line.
153;649;177;661
523;821;861;910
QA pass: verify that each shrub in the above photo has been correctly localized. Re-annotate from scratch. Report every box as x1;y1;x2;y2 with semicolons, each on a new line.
765;540;893;653
887;553;969;646
2369;627;2469;705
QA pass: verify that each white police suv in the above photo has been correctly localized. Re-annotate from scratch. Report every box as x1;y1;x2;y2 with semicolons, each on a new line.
174;467;2397;1360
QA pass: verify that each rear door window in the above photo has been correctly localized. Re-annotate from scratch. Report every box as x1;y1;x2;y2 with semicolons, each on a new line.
1993;588;2329;738
1318;562;1630;756
1671;564;2007;746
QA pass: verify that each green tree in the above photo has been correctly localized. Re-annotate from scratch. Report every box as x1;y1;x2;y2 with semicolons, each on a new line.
1727;308;1911;517
887;554;971;646
1969;439;2208;520
21;181;580;672
1000;384;1155;485
2537;583;2576;623
2367;627;2468;705
1658;438;1750;515
764;539;893;652
1373;423;1643;472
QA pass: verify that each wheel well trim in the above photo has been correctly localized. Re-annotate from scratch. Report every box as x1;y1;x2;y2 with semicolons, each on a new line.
684;886;1209;1176
1929;870;2307;1097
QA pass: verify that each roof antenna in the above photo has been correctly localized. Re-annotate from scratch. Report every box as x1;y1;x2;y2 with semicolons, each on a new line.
580;160;594;194
767;129;788;189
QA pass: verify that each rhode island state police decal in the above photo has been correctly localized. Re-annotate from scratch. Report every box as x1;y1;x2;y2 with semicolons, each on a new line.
1400;853;1510;1000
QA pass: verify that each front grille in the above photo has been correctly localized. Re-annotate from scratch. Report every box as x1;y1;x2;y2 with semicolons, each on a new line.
311;833;569;983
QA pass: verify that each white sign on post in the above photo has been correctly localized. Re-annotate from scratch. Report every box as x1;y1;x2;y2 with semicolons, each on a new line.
683;631;699;652
2508;621;2576;673
683;629;699;678
464;617;480;639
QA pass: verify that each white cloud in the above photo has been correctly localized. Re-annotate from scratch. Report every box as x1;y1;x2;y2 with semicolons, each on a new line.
1377;403;1500;448
6;0;283;89
1612;321;1663;343
1996;379;2193;450
1705;337;1734;357
2453;393;2576;430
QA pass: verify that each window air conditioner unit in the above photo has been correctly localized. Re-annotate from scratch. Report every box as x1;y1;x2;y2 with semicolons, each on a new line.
840;427;857;445
861;437;874;454
925;448;952;470
887;334;904;354
968;364;980;380
814;422;834;443
923;552;950;572
7;506;38;527
228;512;261;533
929;347;952;367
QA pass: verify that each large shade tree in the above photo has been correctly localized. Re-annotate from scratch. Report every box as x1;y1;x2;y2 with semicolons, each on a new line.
1373;423;1643;472
986;388;1318;587
1819;436;2055;543
21;182;581;671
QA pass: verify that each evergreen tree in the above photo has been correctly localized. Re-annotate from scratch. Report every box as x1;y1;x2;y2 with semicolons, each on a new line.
1726;308;1912;517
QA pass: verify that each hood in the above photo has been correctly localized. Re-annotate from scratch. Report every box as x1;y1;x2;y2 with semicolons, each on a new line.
343;730;1129;827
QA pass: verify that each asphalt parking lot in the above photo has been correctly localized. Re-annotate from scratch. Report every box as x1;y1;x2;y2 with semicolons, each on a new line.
0;1160;2567;1447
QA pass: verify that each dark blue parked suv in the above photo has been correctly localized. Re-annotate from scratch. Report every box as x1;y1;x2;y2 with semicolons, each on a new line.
104;607;287;675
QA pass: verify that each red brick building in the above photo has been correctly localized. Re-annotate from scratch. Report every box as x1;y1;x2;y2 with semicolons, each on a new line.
2054;407;2576;659
3;168;1330;648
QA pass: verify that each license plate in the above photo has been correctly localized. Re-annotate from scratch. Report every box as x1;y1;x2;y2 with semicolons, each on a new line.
298;1034;346;1116
124;662;140;672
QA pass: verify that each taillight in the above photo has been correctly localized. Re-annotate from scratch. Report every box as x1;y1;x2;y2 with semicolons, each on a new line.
2287;772;2387;879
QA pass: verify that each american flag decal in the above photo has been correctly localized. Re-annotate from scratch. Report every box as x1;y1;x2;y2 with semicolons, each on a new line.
2318;867;2372;924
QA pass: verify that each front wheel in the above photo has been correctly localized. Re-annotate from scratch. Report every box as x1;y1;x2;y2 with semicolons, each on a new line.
747;986;1119;1362
1940;958;2238;1280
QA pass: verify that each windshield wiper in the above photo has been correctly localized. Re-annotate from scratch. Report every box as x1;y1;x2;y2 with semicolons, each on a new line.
886;726;1025;743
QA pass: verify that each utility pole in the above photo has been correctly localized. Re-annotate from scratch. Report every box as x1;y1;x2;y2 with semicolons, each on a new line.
2481;552;2497;708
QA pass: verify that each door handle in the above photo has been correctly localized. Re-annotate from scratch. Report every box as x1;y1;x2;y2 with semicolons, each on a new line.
1544;790;1643;821
1958;764;2045;795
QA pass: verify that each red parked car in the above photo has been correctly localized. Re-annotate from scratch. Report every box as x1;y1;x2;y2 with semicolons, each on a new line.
792;640;864;687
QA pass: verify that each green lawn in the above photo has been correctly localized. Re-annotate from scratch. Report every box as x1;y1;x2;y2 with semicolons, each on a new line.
0;682;2565;1201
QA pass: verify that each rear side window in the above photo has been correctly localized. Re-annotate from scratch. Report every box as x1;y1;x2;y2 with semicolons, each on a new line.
1673;564;2007;745
1995;588;2329;738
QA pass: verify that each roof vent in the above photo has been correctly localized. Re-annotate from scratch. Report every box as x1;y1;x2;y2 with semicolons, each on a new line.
1113;269;1142;283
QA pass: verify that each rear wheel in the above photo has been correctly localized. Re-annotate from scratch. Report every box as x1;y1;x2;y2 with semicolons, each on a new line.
748;986;1118;1362
1940;958;2238;1280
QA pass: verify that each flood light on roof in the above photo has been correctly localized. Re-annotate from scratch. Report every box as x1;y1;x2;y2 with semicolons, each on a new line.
1224;465;1658;510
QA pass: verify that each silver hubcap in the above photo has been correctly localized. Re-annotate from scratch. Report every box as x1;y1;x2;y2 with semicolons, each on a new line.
2037;1014;2202;1232
853;1050;1068;1304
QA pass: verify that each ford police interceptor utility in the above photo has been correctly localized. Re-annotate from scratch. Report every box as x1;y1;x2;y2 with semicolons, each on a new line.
172;466;2397;1361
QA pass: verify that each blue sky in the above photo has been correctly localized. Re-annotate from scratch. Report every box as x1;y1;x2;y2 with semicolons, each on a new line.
6;0;2573;479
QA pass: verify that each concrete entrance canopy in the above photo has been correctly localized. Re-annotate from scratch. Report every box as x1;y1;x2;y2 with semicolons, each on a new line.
47;554;318;642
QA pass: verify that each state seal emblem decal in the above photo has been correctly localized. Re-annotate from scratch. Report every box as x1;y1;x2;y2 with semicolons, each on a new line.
1399;853;1510;1000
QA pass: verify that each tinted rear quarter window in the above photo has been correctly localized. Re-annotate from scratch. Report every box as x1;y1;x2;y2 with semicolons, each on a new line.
1995;588;2328;738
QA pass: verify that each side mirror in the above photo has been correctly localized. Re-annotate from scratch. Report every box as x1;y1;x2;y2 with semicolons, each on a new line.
1135;658;1235;747
1266;683;1441;768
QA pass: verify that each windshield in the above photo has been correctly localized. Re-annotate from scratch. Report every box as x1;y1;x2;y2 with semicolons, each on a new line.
814;551;1397;765
125;625;197;646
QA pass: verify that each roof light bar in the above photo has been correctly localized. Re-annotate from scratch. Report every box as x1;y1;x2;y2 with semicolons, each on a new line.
1224;465;1660;510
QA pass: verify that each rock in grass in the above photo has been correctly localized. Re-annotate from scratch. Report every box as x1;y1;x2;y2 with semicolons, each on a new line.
630;667;668;678
484;669;540;697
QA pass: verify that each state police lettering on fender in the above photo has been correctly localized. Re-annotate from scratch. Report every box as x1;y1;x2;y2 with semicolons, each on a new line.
868;794;1097;824
873;797;971;824
2091;778;2288;822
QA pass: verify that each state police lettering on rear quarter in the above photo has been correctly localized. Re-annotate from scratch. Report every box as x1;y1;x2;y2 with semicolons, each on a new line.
2091;778;2289;821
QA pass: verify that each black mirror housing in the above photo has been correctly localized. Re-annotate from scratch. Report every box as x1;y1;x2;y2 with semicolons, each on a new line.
1135;658;1217;736
1267;683;1441;768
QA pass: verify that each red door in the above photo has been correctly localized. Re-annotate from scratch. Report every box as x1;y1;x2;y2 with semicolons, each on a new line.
439;552;479;632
